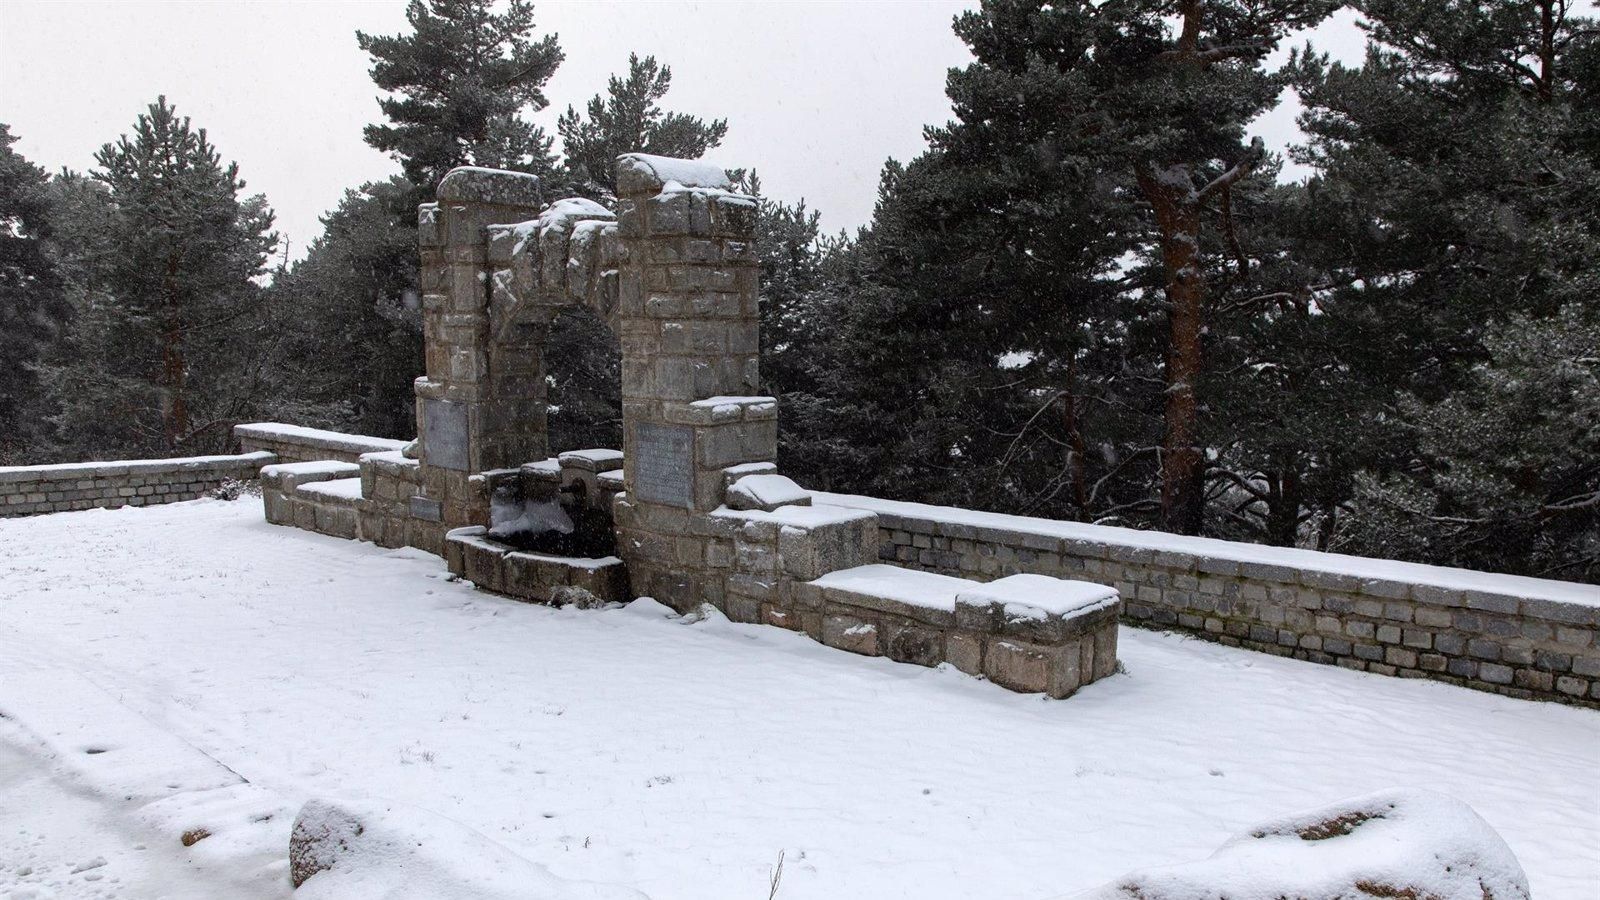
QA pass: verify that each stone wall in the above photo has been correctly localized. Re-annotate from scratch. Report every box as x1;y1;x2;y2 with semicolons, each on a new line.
817;492;1600;707
0;452;274;518
236;423;407;465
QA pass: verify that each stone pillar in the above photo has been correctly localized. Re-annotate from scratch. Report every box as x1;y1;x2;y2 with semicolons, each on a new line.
612;154;769;609
414;167;546;530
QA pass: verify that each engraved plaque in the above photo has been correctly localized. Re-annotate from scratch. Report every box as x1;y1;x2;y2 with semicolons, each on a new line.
409;496;443;522
423;398;470;472
633;422;694;508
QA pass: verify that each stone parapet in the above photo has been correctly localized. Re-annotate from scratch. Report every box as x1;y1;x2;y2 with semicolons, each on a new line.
235;423;406;464
818;492;1600;707
0;451;274;518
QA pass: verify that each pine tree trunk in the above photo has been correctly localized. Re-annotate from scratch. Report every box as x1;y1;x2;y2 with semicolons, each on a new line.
161;257;188;453
1266;469;1300;547
1063;357;1089;518
1139;168;1207;535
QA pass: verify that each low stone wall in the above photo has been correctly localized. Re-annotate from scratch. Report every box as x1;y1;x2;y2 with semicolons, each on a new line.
0;452;275;518
817;493;1600;708
236;423;407;465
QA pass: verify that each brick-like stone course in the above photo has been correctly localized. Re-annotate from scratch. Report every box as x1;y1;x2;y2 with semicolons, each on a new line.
820;494;1600;708
0;452;274;518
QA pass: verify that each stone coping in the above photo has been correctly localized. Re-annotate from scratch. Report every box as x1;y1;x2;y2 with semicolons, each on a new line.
236;423;407;457
557;449;624;472
0;451;272;484
814;492;1600;617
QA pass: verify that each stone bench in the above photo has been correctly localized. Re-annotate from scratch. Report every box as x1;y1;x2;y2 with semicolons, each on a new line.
802;565;1120;698
702;497;1122;699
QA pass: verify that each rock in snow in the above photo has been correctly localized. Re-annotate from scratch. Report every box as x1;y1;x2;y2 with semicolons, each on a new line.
289;799;648;899
1075;789;1530;900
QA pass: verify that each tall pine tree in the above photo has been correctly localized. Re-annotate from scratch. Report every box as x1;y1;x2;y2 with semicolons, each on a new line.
557;54;728;201
0;124;67;462
358;0;565;192
52;97;276;455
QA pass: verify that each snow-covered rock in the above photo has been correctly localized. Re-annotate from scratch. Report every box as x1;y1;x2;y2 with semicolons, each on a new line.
726;473;810;512
289;798;648;899
1075;789;1530;900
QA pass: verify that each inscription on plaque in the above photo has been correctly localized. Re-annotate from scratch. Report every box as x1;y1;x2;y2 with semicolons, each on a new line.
633;422;694;508
423;398;470;471
408;496;443;522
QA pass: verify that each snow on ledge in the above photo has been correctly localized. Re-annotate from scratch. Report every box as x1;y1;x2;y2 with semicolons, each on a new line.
813;492;1600;610
236;422;406;455
616;153;732;193
958;573;1119;621
0;451;272;482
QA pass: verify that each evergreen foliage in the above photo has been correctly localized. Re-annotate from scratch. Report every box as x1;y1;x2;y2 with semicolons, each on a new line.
557;54;729;201
40;98;276;458
0;124;67;461
358;0;564;191
7;1;1597;584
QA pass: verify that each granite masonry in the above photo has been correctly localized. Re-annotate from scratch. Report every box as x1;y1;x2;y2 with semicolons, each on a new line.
822;493;1600;708
250;155;1125;700
16;155;1580;707
240;156;1600;705
0;452;274;518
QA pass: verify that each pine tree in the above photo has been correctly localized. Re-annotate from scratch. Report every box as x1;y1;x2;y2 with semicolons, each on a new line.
1282;0;1600;576
265;179;422;438
358;0;564;192
542;53;731;452
1341;307;1600;581
0;124;68;462
61;97;277;455
557;54;728;201
812;1;1335;529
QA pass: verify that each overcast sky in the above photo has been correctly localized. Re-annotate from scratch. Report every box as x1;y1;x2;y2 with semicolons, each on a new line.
1;1;1369;260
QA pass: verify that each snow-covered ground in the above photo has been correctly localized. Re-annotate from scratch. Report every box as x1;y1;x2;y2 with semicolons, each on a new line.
1;498;1596;899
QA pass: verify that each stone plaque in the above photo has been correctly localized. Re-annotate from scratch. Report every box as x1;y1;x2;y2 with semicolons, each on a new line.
409;496;443;522
423;398;469;471
633;422;694;508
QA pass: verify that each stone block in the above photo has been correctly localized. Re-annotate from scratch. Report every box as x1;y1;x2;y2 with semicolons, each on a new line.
777;517;875;581
882;620;944;667
822;614;880;656
946;632;984;675
984;639;1082;699
316;504;358;540
1556;675;1587;696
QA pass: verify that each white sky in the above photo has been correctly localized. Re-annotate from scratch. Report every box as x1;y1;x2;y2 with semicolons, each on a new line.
1;1;1369;259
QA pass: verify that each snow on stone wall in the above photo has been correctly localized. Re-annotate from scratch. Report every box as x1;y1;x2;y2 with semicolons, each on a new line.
0;451;274;518
818;492;1600;708
235;422;407;464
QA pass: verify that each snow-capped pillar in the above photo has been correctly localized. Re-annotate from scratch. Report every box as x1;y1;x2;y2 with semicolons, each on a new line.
413;167;544;531
612;153;770;609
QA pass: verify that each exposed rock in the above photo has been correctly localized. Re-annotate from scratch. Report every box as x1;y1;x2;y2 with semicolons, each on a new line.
288;798;647;899
1074;789;1530;900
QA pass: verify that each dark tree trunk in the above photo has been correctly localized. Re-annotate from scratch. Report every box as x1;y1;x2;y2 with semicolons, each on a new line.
1265;469;1301;547
1139;168;1207;535
162;257;188;453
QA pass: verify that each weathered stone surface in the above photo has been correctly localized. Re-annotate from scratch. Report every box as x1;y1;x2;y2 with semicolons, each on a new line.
822;613;880;656
435;166;543;207
984;638;1082;699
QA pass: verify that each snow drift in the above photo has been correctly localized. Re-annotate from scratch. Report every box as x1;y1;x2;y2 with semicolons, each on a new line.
1075;789;1530;900
289;799;648;900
